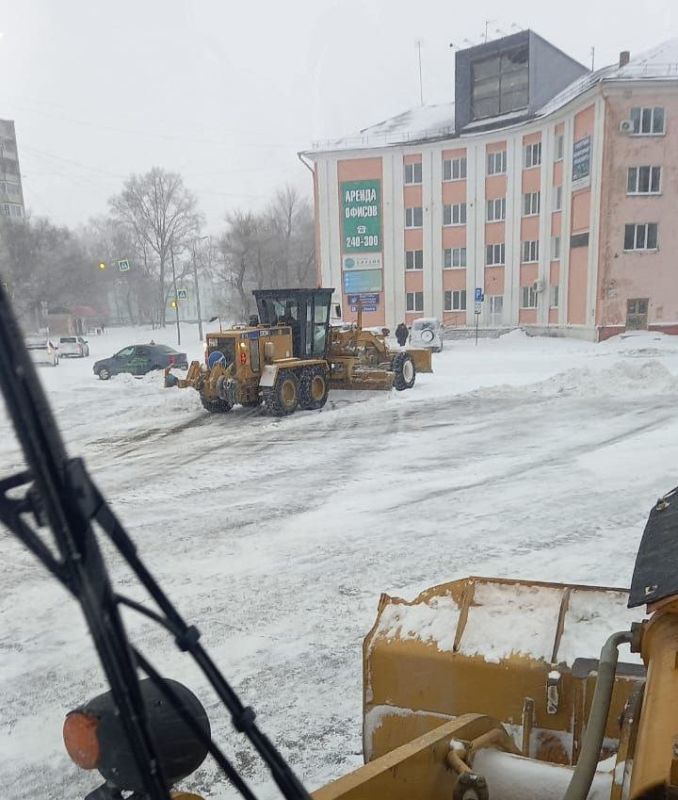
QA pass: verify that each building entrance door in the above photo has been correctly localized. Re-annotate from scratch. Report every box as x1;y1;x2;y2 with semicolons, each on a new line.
488;295;504;326
626;298;649;330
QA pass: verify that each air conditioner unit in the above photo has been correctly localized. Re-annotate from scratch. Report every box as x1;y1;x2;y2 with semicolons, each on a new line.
619;119;634;134
532;279;546;293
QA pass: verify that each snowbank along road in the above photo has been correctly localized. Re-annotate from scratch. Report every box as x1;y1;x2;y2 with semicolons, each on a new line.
2;324;678;799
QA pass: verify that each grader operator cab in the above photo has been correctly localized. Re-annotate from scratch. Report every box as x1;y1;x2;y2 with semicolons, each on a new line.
166;287;432;416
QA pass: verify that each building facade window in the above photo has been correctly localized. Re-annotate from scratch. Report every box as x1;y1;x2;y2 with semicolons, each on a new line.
405;249;424;270
444;289;467;311
405;207;423;228
553;185;563;211
521;240;539;262
624;223;658;251
406;291;424;312
521;285;538;308
550;284;560;308
470;45;529;120
523;191;540;216
627;166;661;195
524;142;542;169
487;150;507;175
555;134;564;161
488;295;503;323
486;197;506;222
486;243;505;266
404;161;423;184
551;236;561;261
443;156;467;181
444;247;467;268
443;202;467;226
630;107;665;135
0;203;22;218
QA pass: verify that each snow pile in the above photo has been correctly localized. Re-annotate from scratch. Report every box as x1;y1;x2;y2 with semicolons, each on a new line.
528;360;677;398
460;582;561;663
374;596;460;652
557;590;643;665
471;360;678;399
372;582;644;667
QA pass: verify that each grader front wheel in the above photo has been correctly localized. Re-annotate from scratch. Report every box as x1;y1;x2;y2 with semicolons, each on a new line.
392;352;416;391
200;396;232;413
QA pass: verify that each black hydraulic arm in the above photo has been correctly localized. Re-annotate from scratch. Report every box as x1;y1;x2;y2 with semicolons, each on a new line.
0;283;310;800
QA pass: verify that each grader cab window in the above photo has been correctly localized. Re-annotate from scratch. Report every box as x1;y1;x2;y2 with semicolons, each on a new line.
253;288;334;359
310;302;329;357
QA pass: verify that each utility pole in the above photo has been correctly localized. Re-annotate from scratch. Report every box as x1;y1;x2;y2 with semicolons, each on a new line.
590;46;595;71
416;40;424;105
170;246;181;346
192;236;209;342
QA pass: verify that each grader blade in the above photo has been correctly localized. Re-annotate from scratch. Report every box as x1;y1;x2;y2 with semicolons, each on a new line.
364;576;645;767
406;347;433;373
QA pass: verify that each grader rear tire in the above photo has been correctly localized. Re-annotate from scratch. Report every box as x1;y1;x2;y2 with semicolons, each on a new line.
299;367;329;410
392;352;416;391
263;370;299;416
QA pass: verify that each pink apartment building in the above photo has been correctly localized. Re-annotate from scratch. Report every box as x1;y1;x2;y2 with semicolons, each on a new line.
302;31;678;340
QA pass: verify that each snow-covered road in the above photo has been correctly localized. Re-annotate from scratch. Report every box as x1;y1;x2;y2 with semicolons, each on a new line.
2;325;678;799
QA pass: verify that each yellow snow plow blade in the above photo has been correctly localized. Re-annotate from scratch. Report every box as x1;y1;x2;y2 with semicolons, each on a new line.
362;576;644;766
407;348;433;373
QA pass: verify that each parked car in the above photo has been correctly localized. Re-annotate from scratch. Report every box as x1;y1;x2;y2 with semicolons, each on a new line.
58;335;89;358
93;343;188;380
26;335;59;367
409;317;443;353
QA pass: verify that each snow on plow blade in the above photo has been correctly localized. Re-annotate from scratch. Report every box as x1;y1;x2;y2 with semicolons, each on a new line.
363;576;645;766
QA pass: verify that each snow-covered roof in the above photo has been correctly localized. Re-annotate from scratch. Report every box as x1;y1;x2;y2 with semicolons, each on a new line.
309;102;455;153
307;38;678;154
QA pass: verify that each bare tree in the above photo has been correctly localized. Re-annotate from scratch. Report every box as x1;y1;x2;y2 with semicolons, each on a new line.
216;211;261;320
216;185;316;318
109;167;202;325
0;215;100;329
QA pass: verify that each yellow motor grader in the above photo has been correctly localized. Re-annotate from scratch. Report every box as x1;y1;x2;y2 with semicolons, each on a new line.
164;288;432;415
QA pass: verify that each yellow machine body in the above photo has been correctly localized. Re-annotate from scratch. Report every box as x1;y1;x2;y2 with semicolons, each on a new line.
311;576;659;800
166;289;435;413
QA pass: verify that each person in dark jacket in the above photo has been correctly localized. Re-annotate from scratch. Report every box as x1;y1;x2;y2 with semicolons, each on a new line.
395;322;408;347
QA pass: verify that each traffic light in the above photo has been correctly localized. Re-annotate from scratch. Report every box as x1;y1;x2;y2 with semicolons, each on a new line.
170;299;177;309
98;261;106;271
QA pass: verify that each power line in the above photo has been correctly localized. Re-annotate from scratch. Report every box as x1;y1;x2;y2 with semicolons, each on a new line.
0;96;299;150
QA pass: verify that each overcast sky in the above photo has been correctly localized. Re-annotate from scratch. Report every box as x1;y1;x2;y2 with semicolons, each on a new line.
0;0;675;234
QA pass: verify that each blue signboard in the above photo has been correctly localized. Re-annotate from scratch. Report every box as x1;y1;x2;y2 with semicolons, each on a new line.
572;136;591;181
348;293;379;312
348;293;379;306
343;269;383;294
474;288;484;302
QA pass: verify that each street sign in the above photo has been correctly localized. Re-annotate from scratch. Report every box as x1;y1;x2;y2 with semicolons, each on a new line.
474;302;482;314
177;289;188;300
117;259;130;272
474;288;484;302
348;293;379;312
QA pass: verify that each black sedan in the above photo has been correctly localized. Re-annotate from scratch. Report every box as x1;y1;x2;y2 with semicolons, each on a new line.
93;344;188;380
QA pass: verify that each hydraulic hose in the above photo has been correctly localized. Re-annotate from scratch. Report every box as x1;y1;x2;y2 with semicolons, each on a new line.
563;630;634;800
